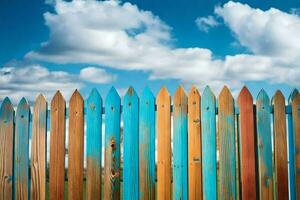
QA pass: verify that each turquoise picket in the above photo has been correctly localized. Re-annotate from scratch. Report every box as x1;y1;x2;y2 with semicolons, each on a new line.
104;87;121;199
173;86;188;200
201;86;217;200
288;89;298;200
14;97;30;199
86;88;102;199
256;90;274;199
139;87;155;199
123;87;139;200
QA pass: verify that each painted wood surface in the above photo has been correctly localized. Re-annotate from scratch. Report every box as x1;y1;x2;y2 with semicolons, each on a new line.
49;91;66;200
187;86;202;200
288;89;298;200
104;87;121;200
256;90;273;199
14;98;30;200
123;87;139;200
86;89;102;200
237;86;257;200
139;87;155;200
173;86;188;200
68;90;84;200
31;94;47;200
272;90;288;199
156;87;171;200
292;93;300;198
201;86;217;200
0;97;14;199
218;86;236;200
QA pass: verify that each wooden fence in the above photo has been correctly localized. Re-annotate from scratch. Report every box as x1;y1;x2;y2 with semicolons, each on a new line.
0;85;299;200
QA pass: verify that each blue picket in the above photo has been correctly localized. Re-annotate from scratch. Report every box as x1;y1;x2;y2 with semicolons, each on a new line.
14;97;30;200
256;90;273;199
139;87;155;199
288;89;298;200
86;88;102;199
104;87;121;199
123;87;139;200
201;86;217;200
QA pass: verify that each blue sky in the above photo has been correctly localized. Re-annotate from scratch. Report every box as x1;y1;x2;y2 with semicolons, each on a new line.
0;0;300;103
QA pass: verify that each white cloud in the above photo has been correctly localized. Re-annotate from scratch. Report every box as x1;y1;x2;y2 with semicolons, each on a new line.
79;67;116;83
195;15;220;32
25;0;300;93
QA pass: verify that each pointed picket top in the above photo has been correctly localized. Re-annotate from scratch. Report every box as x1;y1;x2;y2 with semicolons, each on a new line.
238;86;253;103
124;86;138;98
292;93;300;106
88;88;101;101
123;87;138;109
87;88;102;110
0;97;14;122
257;89;270;104
106;87;120;104
174;85;187;107
17;97;30;113
70;89;83;102
218;86;233;100
51;90;65;105
156;86;170;105
188;85;200;99
141;86;154;100
272;90;285;105
35;93;46;103
288;89;299;103
203;86;215;100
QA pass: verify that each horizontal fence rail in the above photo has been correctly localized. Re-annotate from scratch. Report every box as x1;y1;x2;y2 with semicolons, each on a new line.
0;85;299;200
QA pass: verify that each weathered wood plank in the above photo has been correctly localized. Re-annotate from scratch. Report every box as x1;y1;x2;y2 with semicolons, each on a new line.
272;90;288;199
139;87;155;200
86;88;102;200
156;87;171;200
173;86;188;200
0;97;14;199
31;94;47;200
292;93;300;198
256;89;273;199
218;86;236;200
14;97;30;200
123;87;139;200
201;86;217;200
188;86;202;200
68;90;84;200
237;86;257;200
104;87;121;199
288;89;298;200
49;91;66;200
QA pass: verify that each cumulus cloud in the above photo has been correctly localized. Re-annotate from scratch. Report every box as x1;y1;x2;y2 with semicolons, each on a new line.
79;67;116;83
26;0;300;93
195;15;220;32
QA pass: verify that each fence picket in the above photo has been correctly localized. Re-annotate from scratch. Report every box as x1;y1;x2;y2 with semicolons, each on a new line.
157;87;171;200
68;90;84;200
139;87;155;200
86;89;102;200
188;86;202;200
31;94;47;200
173;86;188;200
50;91;66;200
123;87;139;200
218;86;236;199
272;90;288;199
292;93;300;198
288;89;298;199
14;97;30;200
237;86;257;200
201;86;217;200
104;87;121;199
256;89;273;199
0;97;14;199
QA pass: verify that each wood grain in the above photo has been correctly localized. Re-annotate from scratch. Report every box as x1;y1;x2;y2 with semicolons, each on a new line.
50;91;66;200
156;87;171;200
31;94;47;200
273;90;288;199
173;86;188;200
68;90;84;200
86;89;102;200
0;97;14;199
237;86;257;200
14;98;30;200
104;87;121;200
139;87;155;200
218;86;236;200
256;90;273;200
292;93;300;199
188;86;202;200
